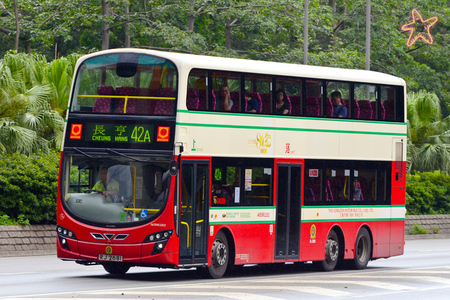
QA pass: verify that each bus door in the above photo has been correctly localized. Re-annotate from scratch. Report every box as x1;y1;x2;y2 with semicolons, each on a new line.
179;159;209;265
275;163;302;260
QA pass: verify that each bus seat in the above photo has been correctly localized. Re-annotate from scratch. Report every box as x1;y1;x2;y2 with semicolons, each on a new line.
93;85;114;113
326;97;334;117
325;180;333;201
211;90;217;110
114;86;137;114
187;88;199;110
290;95;301;115
313;183;321;201
380;101;386;120
135;88;155;114
230;91;240;112
198;89;207;110
285;94;292;114
154;100;174;115
260;93;271;114
352;99;360;119
358;100;373;120
153;88;175;115
306;96;320;117
249;92;262;113
384;99;395;121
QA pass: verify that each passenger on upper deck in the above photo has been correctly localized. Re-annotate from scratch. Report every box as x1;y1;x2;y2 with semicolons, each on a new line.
331;91;347;118
276;89;290;115
245;91;259;113
216;85;233;111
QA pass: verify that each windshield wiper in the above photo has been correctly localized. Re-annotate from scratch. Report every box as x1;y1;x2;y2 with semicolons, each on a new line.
106;148;147;162
73;147;93;158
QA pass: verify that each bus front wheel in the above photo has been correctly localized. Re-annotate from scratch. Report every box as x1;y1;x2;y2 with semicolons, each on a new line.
317;229;339;271
350;227;371;270
207;231;229;279
102;263;130;275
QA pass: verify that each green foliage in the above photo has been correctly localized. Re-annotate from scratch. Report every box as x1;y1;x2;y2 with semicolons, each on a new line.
407;91;450;174
409;223;429;235
0;150;60;224
406;171;450;214
0;214;30;226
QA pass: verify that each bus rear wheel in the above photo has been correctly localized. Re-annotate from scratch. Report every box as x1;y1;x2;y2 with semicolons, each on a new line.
207;231;229;279
102;263;130;275
317;229;339;271
350;227;371;270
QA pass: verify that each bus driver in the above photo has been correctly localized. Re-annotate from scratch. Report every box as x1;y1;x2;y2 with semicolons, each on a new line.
93;167;120;203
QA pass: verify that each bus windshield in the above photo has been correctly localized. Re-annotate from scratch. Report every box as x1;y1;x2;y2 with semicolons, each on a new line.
70;52;177;115
61;153;171;226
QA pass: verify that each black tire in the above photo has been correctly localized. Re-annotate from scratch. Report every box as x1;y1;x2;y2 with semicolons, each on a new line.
102;263;130;275
350;227;371;270
317;229;339;271
206;231;229;279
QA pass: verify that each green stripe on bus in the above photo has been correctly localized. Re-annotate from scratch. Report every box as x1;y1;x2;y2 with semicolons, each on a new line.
304;205;405;209
177;109;407;126
177;122;406;136
301;218;406;223
210;206;276;210
210;221;275;225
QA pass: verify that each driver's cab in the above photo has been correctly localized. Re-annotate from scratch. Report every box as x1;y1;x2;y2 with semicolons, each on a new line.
62;154;171;225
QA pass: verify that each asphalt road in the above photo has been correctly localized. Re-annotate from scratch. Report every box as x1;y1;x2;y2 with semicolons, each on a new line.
1;238;450;299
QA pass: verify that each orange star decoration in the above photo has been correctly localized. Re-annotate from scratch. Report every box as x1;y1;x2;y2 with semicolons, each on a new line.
401;9;438;47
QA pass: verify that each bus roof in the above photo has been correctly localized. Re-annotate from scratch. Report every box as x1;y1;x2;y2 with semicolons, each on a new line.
78;48;406;87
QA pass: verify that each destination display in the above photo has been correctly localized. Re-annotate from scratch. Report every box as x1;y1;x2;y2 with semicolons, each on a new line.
65;119;174;150
84;123;155;143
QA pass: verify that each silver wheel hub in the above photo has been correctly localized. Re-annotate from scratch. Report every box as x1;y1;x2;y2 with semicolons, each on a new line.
216;243;227;265
328;239;338;262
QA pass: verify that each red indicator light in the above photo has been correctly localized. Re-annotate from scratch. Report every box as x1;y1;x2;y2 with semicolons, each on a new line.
157;126;170;142
70;124;83;139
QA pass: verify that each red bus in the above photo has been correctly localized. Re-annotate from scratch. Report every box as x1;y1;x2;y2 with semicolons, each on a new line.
57;49;406;278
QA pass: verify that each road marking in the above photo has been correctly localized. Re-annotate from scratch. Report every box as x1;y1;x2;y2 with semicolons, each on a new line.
92;285;351;298
253;278;416;291
87;291;285;300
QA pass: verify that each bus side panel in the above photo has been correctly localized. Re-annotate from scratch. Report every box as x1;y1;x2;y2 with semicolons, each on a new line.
216;224;275;265
370;220;391;258
390;220;405;256
391;161;406;206
300;221;394;261
300;222;327;262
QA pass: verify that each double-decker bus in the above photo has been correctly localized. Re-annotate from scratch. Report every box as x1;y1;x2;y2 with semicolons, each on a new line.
57;48;406;278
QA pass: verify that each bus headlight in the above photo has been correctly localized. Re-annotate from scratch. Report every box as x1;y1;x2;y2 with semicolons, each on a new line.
57;225;77;251
151;241;168;255
143;230;173;243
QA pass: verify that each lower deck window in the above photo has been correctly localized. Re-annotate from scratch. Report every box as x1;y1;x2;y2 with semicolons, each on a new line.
304;160;391;206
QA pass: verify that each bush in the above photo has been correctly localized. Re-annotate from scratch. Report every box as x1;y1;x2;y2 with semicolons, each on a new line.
409;223;428;235
406;171;450;215
0;150;59;224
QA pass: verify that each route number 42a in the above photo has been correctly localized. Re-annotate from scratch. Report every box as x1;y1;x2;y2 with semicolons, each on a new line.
131;126;151;143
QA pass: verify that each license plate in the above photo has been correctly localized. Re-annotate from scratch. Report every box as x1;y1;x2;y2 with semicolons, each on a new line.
98;254;123;262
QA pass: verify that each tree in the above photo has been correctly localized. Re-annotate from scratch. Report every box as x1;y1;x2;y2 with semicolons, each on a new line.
0;53;66;154
407;90;450;173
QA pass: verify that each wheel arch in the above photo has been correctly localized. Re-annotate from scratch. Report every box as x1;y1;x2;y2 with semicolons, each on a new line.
213;226;236;267
357;224;373;260
329;225;346;262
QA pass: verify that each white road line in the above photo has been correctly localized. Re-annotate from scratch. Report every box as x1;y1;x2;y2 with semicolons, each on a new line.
331;274;450;285
92;285;351;298
253;279;416;291
85;291;286;300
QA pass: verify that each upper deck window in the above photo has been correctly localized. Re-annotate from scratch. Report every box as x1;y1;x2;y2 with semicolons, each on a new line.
70;53;177;116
